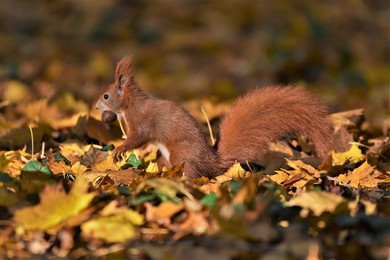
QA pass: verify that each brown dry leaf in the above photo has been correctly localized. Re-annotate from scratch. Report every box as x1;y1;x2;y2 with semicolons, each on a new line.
286;159;320;178
232;175;258;205
82;169;140;187
14;178;95;231
0;151;11;173
71;161;88;175
330;109;364;132
52;91;89;114
367;137;389;158
46;160;72;175
336;161;379;188
200;180;223;194
333;127;355;152
50;113;87;130
286;190;345;216
0;124;53;151
270;170;289;184
171;198;217;239
2;149;31;177
283;171;305;186
16;99;61;126
91;154;120;172
85;116;123;145
60;143;90;159
269;159;321;190
79;145;120;172
145;201;184;224
183;99;230;124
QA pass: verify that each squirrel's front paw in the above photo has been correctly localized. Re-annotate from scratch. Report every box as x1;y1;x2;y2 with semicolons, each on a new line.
113;145;127;163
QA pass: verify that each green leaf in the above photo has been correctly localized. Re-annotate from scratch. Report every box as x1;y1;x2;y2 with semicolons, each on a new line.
117;186;131;196
129;194;156;206
126;153;142;169
100;144;115;151
23;161;42;172
155;192;181;204
229;180;242;194
54;153;71;165
41;165;54;175
23;160;53;175
234;203;245;212
200;193;219;207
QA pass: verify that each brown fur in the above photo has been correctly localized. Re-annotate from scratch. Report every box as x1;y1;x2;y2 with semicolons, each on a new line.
96;56;334;178
218;86;334;167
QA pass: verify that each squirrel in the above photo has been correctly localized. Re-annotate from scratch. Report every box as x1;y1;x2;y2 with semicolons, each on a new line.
96;55;334;178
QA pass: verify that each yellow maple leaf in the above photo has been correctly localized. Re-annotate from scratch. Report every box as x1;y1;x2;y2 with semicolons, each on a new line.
332;143;364;166
270;171;289;184
336;161;378;188
216;163;249;183
14;178;95;230
286;190;345;216
81;216;138;243
81;201;144;243
286;159;320;178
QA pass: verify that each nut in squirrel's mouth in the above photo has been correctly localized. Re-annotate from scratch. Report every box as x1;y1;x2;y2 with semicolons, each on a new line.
101;110;117;123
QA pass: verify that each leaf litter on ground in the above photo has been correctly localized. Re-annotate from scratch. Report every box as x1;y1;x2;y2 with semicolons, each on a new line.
0;89;389;259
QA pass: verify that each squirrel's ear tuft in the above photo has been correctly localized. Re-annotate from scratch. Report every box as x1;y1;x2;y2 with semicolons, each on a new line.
116;55;135;82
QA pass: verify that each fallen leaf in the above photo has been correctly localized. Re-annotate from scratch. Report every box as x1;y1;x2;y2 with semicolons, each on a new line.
270;170;289;184
330;109;364;132
2;80;30;103
216;163;249;183
81;216;138;243
14;178;95;230
286;190;345;216
332;143;364;166
145;201;184;224
136;177;194;201
52;91;89;114
81;201;143;243
336;161;379;188
286;159;320;178
0;187;21;206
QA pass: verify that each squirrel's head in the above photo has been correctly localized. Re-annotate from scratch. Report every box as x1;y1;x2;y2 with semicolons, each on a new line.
96;55;136;113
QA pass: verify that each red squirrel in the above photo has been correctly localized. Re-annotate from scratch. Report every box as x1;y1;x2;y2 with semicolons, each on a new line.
96;55;334;178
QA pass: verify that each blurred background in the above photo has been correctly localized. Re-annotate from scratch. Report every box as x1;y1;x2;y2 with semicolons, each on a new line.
0;0;388;127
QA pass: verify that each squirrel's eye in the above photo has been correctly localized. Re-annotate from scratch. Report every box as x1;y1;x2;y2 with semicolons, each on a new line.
103;94;109;100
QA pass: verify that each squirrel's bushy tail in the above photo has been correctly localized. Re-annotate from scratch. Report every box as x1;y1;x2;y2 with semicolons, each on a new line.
217;86;334;166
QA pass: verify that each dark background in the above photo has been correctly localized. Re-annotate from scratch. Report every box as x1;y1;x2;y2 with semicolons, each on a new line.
0;0;388;127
